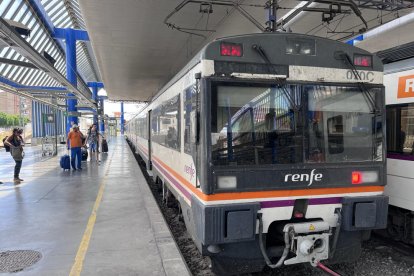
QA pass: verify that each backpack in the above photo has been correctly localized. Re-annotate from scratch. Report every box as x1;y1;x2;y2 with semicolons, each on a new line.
2;136;10;152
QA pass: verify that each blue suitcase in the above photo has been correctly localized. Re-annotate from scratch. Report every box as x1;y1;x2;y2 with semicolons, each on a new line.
60;155;71;170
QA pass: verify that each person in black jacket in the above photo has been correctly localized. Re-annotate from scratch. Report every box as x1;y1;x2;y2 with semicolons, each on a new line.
4;128;25;183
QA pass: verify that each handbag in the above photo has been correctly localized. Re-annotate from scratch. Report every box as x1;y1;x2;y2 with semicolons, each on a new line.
11;146;24;161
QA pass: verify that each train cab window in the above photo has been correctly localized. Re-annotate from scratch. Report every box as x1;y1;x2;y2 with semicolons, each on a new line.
151;95;181;151
327;115;344;154
210;83;303;166
387;104;414;154
306;85;383;163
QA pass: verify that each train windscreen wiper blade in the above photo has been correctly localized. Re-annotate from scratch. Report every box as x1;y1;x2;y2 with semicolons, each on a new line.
252;44;298;112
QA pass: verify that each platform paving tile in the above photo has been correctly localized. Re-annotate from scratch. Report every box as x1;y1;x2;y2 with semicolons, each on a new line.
163;258;192;276
0;138;189;275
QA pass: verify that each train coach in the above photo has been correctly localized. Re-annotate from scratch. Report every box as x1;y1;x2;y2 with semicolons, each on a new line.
126;33;388;275
383;58;414;245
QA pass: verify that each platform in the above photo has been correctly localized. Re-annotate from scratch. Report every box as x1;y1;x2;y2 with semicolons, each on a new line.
0;138;189;276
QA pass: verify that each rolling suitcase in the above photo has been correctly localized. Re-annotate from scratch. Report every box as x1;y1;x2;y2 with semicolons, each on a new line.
60;154;71;170
81;148;88;161
102;139;108;153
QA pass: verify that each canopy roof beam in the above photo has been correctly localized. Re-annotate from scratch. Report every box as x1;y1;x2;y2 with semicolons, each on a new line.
0;17;96;109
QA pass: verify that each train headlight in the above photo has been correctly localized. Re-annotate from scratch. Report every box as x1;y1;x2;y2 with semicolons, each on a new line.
217;176;237;189
352;171;378;184
286;38;316;56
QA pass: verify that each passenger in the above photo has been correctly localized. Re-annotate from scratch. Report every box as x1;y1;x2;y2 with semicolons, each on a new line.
85;123;104;163
67;125;84;170
166;127;177;148
265;113;277;144
265;113;275;131
4;128;25;183
400;128;406;153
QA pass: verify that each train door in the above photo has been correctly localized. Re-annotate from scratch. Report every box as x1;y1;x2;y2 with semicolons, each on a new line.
147;109;152;170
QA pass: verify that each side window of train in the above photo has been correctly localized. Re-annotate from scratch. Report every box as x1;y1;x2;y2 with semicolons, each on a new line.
152;95;181;151
144;114;148;139
184;83;197;154
387;104;414;154
137;114;147;139
151;107;160;143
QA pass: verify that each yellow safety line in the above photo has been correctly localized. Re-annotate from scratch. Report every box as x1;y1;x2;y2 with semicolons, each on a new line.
69;157;112;276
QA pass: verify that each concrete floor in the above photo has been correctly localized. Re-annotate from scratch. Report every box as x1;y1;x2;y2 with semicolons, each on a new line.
0;138;188;276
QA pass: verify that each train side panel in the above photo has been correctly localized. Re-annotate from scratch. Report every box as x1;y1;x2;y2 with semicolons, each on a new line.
384;60;414;212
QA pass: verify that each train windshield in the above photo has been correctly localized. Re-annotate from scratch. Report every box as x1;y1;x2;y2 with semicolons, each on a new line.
210;83;383;166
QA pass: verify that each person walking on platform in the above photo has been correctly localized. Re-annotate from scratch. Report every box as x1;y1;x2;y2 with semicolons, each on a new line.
85;123;104;164
67;125;84;170
4;128;25;183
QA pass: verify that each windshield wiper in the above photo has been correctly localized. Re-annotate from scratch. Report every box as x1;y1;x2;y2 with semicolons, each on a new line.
335;51;377;114
335;51;381;161
252;44;299;112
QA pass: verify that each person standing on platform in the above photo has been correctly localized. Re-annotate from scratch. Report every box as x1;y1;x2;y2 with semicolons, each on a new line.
85;123;104;164
4;128;25;183
67;125;83;170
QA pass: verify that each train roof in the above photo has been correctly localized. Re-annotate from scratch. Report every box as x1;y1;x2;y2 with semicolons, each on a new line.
152;32;383;103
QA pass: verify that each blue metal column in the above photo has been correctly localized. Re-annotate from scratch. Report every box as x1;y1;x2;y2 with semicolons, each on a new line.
55;28;90;133
99;97;105;133
120;102;124;135
87;82;104;125
64;29;77;133
92;86;98;125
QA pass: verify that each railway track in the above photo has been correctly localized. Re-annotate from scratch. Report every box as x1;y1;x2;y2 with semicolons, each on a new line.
371;233;414;265
128;142;214;275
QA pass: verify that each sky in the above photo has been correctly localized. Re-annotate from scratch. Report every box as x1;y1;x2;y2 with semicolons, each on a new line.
104;101;145;121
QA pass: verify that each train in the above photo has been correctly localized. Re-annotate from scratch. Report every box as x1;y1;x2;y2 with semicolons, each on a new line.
125;33;388;275
384;57;414;245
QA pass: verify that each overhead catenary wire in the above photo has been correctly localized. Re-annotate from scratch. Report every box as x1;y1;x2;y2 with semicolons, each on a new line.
164;0;266;38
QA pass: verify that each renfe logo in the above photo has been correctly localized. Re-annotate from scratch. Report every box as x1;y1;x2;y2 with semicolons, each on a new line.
184;164;195;180
284;169;323;186
397;75;414;99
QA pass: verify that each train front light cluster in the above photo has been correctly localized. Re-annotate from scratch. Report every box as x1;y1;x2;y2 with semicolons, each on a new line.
352;171;378;184
353;54;372;67
220;43;243;57
217;176;237;189
286;38;316;56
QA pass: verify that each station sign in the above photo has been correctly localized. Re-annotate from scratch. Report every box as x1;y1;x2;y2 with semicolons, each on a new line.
43;113;55;123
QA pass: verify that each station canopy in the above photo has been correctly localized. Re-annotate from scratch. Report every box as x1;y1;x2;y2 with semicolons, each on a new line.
79;0;414;102
0;0;101;109
1;0;414;104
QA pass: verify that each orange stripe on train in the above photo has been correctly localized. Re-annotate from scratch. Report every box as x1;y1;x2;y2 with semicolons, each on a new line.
151;156;384;202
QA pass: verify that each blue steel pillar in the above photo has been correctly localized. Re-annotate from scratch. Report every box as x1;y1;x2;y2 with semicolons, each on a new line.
88;82;104;125
91;86;98;125
54;28;90;134
99;97;105;133
120;102;124;135
65;29;77;133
